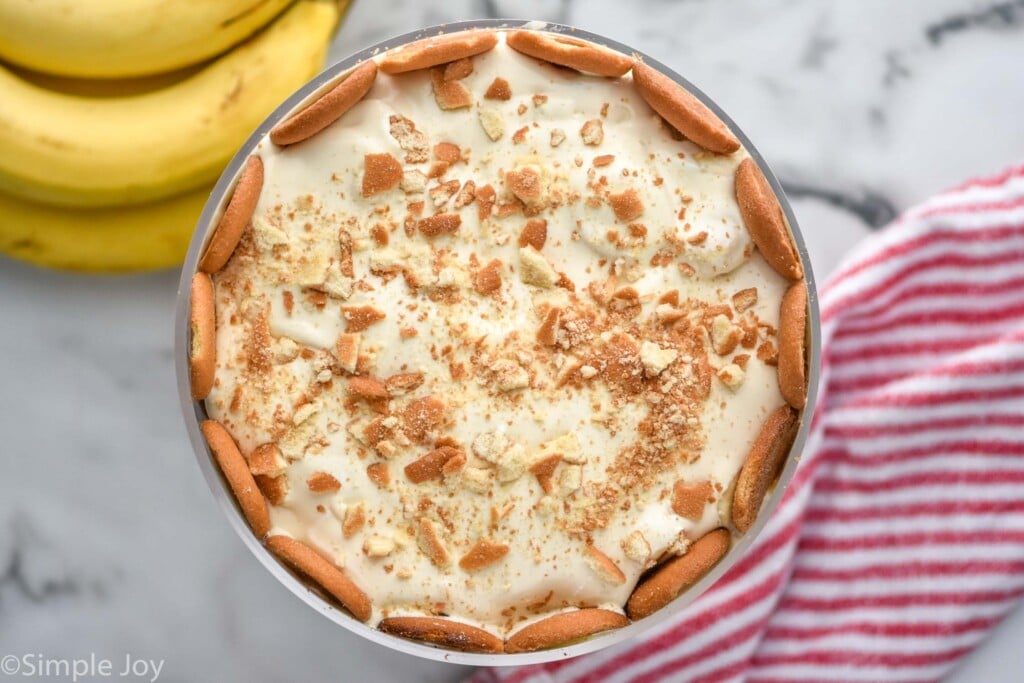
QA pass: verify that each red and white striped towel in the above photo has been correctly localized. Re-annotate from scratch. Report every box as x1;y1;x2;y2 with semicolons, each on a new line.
472;162;1024;683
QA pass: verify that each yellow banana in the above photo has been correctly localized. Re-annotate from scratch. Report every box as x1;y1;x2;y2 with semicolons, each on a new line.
0;186;210;272
0;0;339;209
0;0;293;78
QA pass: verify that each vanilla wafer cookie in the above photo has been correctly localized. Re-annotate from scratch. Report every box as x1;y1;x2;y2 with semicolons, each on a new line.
731;406;799;532
631;60;740;155
778;281;808;409
506;609;629;653
379;616;503;653
378;30;498;74
200;420;269;537
271;60;378;146
266;535;372;622
506;30;631;77
189;272;215;400
626;528;731;620
197;155;262;273
735;157;803;281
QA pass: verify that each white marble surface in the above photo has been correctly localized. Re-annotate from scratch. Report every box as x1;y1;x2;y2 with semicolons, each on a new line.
2;0;1024;680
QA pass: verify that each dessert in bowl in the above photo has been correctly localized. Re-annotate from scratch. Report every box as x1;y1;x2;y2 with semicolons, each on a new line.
178;21;816;662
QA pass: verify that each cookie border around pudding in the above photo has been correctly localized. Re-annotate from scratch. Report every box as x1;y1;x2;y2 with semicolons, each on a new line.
175;19;820;665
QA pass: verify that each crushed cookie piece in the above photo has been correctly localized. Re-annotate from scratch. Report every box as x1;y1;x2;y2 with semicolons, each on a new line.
429;179;461;207
593;154;615;167
484;77;511;100
335;333;360;373
672;480;713;520
443;57;474;81
733;287;759;312
361;153;403;197
580;119;604;145
518;218;547;250
539;432;583;465
416;518;450;567
342;305;386;332
659;289;680;306
402;396;444;443
459;539;509;571
453;180;476;208
389;114;429;163
711;314;742;355
431;68;472;109
536;307;561;346
307;471;341;493
461;466;492;494
549;128;566;147
532;94;548;107
687;231;709;246
492;358;529;392
418;213;462;238
250;443;285;477
363;535;396;558
427;161;449;179
478;107;505;140
385;372;424;395
529;454;562;493
433;142;461;164
371;223;389;247
608;188;644;222
557;464;582;496
758;339;779;366
495;200;523;218
442;452;467;479
640;341;678;377
584;545;626;585
406;446;461;483
512;126;530;144
292;402;318;425
519;247;558;288
367;462;391;488
717;363;746;390
347;376;389;399
342;503;365;538
621;531;651;565
273;337;300;363
496;444;528;484
476;183;496;220
474;258;503;295
401;170;427;195
472;431;510;464
505;166;544;209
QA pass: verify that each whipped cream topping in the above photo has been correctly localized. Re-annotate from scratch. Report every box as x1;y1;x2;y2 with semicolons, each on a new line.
205;34;789;636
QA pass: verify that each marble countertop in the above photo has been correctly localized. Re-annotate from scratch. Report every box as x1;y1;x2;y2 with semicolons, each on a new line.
3;0;1023;680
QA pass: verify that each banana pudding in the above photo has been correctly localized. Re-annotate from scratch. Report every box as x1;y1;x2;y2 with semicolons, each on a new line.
188;27;809;654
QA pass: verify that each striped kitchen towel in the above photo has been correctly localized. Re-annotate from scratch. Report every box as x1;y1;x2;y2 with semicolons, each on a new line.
473;162;1024;683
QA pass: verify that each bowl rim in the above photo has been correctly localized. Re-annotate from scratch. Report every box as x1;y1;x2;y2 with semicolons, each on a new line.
174;17;821;667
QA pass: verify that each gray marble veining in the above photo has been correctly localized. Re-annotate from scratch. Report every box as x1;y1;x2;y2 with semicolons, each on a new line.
3;1;1023;680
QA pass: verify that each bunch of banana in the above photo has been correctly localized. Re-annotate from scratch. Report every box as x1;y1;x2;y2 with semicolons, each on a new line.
0;0;348;272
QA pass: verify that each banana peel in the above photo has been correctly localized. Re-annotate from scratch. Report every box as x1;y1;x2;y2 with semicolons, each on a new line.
0;0;352;273
0;0;341;208
0;186;210;273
